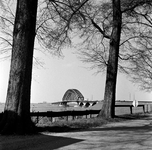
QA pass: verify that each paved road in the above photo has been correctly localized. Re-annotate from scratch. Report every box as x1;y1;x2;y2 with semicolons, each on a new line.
1;114;152;150
45;114;152;150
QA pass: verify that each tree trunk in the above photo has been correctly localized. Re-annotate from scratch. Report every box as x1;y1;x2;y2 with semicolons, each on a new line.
0;0;38;134
98;0;122;118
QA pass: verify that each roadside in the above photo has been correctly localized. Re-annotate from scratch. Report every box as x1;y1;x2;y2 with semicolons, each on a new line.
0;113;152;150
43;113;152;150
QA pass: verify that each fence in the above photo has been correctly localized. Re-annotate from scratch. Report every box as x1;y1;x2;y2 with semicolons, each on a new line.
30;110;100;123
0;103;151;123
30;104;150;123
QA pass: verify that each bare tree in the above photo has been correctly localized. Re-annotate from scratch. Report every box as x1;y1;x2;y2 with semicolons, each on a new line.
113;1;152;91
77;0;152;117
97;0;122;118
38;0;122;118
0;0;38;134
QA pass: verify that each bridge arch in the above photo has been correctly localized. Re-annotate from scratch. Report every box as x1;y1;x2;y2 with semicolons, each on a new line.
62;89;84;101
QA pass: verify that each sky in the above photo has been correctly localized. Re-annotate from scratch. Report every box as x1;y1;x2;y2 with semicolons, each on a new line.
0;47;152;104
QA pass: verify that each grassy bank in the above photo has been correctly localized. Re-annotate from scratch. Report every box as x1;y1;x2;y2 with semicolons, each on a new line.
36;112;150;133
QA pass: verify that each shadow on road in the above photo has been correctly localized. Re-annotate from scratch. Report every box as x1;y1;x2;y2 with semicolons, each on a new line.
36;125;81;133
0;133;83;150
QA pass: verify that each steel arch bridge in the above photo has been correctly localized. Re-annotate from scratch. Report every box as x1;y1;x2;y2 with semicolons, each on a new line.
62;89;84;102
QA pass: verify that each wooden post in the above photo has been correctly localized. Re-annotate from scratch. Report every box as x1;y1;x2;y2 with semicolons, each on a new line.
90;114;92;118
143;105;145;113
72;111;75;120
130;106;132;114
66;116;68;121
49;117;52;122
37;111;39;123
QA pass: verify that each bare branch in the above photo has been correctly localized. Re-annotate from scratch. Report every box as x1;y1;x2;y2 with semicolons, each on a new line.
91;19;110;39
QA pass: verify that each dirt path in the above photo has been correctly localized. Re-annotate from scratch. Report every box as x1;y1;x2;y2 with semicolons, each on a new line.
1;114;152;150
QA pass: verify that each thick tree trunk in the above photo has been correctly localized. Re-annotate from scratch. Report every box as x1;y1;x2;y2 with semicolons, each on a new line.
0;0;38;134
98;0;122;118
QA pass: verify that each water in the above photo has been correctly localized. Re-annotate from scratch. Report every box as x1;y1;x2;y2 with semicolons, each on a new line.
0;101;149;115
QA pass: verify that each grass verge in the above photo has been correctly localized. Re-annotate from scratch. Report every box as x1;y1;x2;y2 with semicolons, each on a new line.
36;112;150;133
